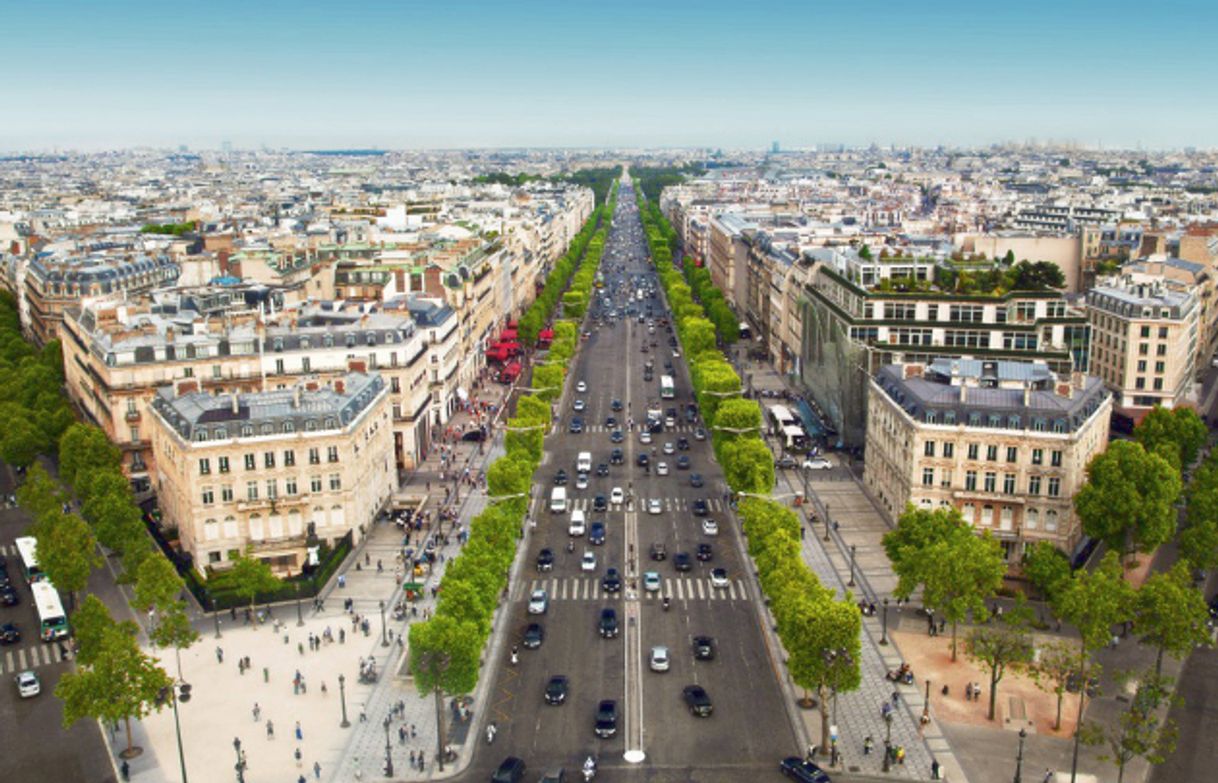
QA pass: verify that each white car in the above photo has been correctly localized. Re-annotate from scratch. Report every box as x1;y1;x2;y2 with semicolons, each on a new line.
581;551;597;572
610;487;625;505
573;399;586;412
656;462;669;476
710;568;729;588
803;457;833;470
14;670;40;698
663;442;675;455
576;381;588;393
647;498;662;515
649;645;670;672
639;430;652;444
575;473;589;490
702;519;719;536
643;571;662;592
528;589;549;615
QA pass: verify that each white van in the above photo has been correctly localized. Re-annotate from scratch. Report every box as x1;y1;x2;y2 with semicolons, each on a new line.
577;451;592;474
568;509;587;537
550;487;568;514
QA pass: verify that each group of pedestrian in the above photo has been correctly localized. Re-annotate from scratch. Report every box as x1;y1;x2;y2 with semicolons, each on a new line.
963;681;983;702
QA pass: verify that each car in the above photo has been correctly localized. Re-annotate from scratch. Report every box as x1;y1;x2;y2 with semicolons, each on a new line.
610;429;624;443
14;670;40;699
649;542;667;561
522;622;545;650
544;675;570;705
569;514;586;537
575;473;589;490
610;448;624;464
596;462;609;477
573;399;586;412
599;608;619;638
462;428;488;442
685;408;698;423
643;371;654;382
690;473;704;488
779;757;832;783
647;498;662;515
702;519;719;536
0;587;18;607
492;757;527;783
803;457;833;470
589;522;606;545
536;548;555;571
683;684;713;717
643;571;661;592
677;437;690;451
694;427;707;441
554;469;568;485
610;487;625;505
696;543;714;562
604;416;617;429
528;590;549;614
636;453;650;467
664;414;676;428
663;441;675;455
576;381;588;393
611;399;623;411
593;495;607;512
693;635;716;660
649;645;670;672
776;455;798;470
594;700;618;738
0;623;19;644
569;417;584;434
710;568;729;588
673;552;692;572
581;551;597;571
639;430;652;444
656;462;669;476
692;499;709;516
602;568;622;593
676;455;690;470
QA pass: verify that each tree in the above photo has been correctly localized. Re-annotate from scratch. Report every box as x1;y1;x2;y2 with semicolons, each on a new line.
531;364;565;402
57;424;121;492
0;413;48;468
1178;517;1218;573
515;395;550;425
719;437;775;494
1022;541;1073;602
1134;563;1212;675
712;397;763;439
435;577;495;634
33;510;100;610
224;550;280;617
410;615;483;765
779;593;862;754
1079;671;1179;783
964;599;1036;720
56;607;172;758
1134;406;1207;469
503;417;544;465
1074;441;1181;564
133;554;185;614
1034;639;1087;731
1008;260;1066;290
486;455;533;500
15;462;66;520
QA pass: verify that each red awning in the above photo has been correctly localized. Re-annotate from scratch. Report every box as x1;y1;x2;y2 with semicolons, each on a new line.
497;341;521;352
506;320;518;329
538;328;555;340
500;329;518;341
485;346;509;361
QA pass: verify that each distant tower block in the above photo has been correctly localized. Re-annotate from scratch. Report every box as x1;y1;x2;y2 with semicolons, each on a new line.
771;140;780;153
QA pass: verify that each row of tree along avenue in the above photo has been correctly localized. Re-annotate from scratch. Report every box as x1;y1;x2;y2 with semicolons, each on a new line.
408;182;618;765
886;404;1213;783
638;189;862;759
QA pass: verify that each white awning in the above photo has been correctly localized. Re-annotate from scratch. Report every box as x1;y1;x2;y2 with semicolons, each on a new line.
456;387;469;401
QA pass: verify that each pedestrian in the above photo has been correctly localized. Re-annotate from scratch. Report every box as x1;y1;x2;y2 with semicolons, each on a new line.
931;760;941;780
896;746;906;765
339;628;346;644
295;721;303;741
299;776;306;783
410;723;416;738
409;751;416;767
263;666;270;683
399;725;407;744
964;682;973;701
939;618;947;635
267;720;275;739
295;747;303;768
863;736;874;756
891;690;899;707
359;706;367;723
1043;770;1054;783
881;701;893;719
120;760;130;781
252;702;261;722
314;761;322;780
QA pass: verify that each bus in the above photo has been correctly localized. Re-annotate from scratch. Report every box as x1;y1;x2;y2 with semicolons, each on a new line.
660;375;675;400
14;536;44;584
768;404;809;452
31;581;70;641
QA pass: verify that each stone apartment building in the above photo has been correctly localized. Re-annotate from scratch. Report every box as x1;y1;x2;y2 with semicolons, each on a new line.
865;359;1111;567
149;372;393;577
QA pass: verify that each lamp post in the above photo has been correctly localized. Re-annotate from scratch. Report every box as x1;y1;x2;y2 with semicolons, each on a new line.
295;583;304;627
379;600;389;648
338;674;350;728
382;715;394;777
1014;726;1027;783
212;597;221;639
882;711;893;772
823;505;831;542
232;737;245;783
848;544;857;587
167;683;190;783
880;598;890;645
924;679;932;721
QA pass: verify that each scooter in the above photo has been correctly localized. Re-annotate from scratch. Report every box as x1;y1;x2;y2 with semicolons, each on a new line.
662;596;671;612
485;722;497;745
582;756;597;781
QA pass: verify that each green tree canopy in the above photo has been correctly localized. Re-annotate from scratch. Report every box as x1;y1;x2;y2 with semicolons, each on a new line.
1022;541;1073;602
964;598;1036;720
1075;441;1181;563
1134;563;1212;675
57;424;121;492
222;550;281;615
1134;405;1207;469
32;510;101;609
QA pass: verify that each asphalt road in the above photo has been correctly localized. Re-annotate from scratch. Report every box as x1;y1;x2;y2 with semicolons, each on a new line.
459;182;801;782
0;465;115;783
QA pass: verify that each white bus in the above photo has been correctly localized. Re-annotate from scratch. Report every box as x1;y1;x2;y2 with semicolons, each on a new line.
660;375;675;400
32;581;70;641
768;404;809;452
14;536;45;584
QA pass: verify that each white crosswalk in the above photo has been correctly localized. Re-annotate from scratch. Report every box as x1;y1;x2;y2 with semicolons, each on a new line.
0;641;60;674
571;424;700;434
524;575;747;602
562;496;725;513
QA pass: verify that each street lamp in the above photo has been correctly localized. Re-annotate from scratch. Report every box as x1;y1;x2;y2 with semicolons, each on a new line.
232;736;245;783
924;679;932;721
880;598;889;646
212;597;221;639
382;715;394;777
338;674;351;728
164;683;190;783
882;711;894;773
379;600;389;647
295;583;304;627
848;544;857;587
1014;726;1027;783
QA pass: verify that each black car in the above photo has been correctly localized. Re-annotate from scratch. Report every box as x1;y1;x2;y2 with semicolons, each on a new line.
537;548;555;572
610;430;624;443
554;469;568;485
650;542;668;561
696;543;714;562
611;399;623;412
599;608;619;638
690;473;704;488
492;757;527;783
692;499;709;516
596;462;609;477
636;453;649;467
610;448;624;464
683;684;713;717
544;675;570;705
676;437;690;451
569;417;584;434
602;568;622;593
605;416;617;428
780;757;832;783
462;428;488;442
643;372;654;382
592;495;607;513
693;635;715;660
673;552;692;572
676;455;690;470
0;623;20;644
0;587;18;607
522;623;545;649
594;699;619;738
776;455;798;470
589;522;606;545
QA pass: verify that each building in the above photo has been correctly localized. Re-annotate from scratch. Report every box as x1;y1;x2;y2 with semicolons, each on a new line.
1085;272;1200;418
149;372;393;577
864;359;1111;566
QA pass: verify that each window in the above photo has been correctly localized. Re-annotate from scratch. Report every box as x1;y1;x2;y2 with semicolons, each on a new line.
219;456;230;473
943;442;954;458
221;485;234;502
1048;477;1061;497
1003;474;1016;494
941;469;953;487
183;367;194;378
199;458;211;475
246;481;259;501
1159;326;1169;339
310;476;322;493
1140;325;1151;338
1045;509;1059;532
1139;343;1149;356
1136;377;1146;390
264;451;275;469
924;441;936;457
212;365;222;379
266;479;277;499
127;398;138;415
309;448;320;465
1137;360;1147;372
1029;476;1042;495
986;445;998;461
1154;361;1165;373
244;454;256;471
922;468;935;487
984;472;996;492
1153;378;1164;391
1006;446;1018;463
980;504;994;526
285;477;298;495
1050;450;1062;467
1025;508;1039;529
202;488;214;505
962;503;976;523
329;474;342;491
302;357;311;372
209;551;223;564
275;358;285;374
328;446;339;463
967;443;979;460
129;427;140;443
965;471;977;491
284;450;295;467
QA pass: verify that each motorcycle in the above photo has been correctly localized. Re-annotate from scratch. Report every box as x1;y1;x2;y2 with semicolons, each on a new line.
886;663;915;685
509;647;519;666
485;722;497;745
662;596;671;612
582;756;597;781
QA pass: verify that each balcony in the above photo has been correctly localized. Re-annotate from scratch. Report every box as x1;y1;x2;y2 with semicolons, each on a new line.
125;410;141;423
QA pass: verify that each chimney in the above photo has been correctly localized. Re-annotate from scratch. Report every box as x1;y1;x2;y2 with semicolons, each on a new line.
1023;384;1031;407
231;392;240;413
1055;382;1073;399
1072;370;1085;390
293;385;302;408
960;383;968;404
165;326;175;342
334;379;346;394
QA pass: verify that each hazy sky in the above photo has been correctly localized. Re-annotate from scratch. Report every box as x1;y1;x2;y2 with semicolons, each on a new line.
4;0;1215;151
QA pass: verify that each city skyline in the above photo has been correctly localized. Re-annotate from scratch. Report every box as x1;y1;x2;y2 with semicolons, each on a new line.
5;0;1217;152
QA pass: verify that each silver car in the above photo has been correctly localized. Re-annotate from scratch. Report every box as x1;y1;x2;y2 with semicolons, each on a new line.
650;645;670;672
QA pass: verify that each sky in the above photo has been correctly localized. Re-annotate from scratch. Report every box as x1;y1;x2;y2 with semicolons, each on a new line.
3;0;1216;151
